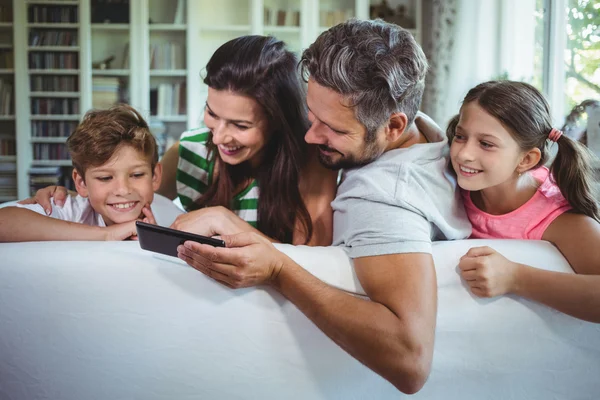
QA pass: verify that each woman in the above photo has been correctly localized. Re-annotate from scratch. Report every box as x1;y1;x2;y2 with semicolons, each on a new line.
27;36;338;246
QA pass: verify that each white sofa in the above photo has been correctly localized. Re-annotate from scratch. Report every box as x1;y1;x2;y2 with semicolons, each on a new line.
0;200;599;399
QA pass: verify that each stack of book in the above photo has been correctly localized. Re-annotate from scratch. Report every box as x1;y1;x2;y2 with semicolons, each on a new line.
29;166;61;195
92;76;120;109
0;161;17;200
29;166;74;195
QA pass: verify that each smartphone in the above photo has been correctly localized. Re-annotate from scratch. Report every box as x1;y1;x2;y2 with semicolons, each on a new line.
136;221;226;258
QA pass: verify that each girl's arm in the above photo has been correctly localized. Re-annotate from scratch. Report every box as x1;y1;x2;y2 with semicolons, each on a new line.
459;212;600;323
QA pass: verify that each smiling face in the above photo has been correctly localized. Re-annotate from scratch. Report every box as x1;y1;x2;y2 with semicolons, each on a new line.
304;79;386;169
450;102;525;191
204;87;270;168
74;145;161;225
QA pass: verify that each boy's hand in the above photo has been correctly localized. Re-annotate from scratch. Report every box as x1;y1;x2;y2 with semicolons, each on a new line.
458;246;521;298
104;220;139;241
104;205;156;241
18;185;70;215
139;204;156;224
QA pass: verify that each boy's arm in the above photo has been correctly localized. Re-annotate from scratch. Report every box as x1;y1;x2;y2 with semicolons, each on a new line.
0;207;136;242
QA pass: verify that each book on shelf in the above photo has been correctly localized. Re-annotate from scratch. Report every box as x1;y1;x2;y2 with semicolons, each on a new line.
121;42;129;69
28;5;79;24
150;82;186;117
29;166;74;196
0;79;13;116
29;30;78;47
33;143;70;161
31;121;77;138
0;136;16;156
31;98;79;115
149;42;185;70
0;160;17;199
264;8;300;27
0;49;13;69
173;0;185;24
0;5;13;23
31;75;78;92
29;52;79;69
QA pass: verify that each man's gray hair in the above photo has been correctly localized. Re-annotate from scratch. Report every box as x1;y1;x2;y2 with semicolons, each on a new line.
300;18;429;141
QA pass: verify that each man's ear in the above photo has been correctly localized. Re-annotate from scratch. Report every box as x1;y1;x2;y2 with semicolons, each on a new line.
152;162;163;192
385;112;408;142
73;169;88;198
518;147;542;173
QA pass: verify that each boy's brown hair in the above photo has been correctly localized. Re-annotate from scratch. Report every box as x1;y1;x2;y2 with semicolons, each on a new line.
67;104;158;179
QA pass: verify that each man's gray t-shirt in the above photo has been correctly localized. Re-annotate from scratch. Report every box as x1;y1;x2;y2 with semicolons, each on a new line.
332;113;471;258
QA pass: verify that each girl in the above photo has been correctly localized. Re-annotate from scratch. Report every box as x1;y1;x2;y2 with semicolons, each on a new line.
29;36;338;246
448;80;600;323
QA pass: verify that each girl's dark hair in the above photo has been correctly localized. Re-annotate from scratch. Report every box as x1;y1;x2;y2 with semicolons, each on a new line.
447;80;600;222
193;35;312;243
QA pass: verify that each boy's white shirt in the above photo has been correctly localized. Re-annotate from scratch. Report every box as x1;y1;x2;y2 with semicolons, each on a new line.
16;195;107;226
14;193;184;227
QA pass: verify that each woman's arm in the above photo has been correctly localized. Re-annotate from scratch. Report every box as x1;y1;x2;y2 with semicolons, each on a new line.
156;141;180;200
295;152;338;246
459;212;600;323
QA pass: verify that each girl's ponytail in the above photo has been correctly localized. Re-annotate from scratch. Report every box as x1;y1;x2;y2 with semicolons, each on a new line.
551;132;600;222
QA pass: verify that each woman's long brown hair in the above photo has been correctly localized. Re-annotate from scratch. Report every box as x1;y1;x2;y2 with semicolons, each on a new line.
192;35;313;243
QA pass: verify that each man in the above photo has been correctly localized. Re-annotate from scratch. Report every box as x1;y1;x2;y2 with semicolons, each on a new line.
176;19;471;393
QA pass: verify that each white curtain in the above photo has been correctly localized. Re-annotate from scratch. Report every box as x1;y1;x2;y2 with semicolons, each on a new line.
421;0;537;128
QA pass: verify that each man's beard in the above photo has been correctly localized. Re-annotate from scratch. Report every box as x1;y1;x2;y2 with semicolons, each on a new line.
317;141;382;170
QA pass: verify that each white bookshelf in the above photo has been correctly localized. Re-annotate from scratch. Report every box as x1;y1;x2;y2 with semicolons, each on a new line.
9;0;422;200
0;0;16;201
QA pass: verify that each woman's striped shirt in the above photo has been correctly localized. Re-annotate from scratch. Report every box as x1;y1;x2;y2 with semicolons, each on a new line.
176;128;259;227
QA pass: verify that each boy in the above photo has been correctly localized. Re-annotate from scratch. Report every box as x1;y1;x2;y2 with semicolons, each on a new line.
0;104;162;242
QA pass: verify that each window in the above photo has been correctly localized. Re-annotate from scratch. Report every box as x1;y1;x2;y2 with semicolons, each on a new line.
536;0;600;123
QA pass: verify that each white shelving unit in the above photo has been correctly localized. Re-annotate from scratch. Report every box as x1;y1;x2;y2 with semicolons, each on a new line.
9;0;422;200
0;0;16;201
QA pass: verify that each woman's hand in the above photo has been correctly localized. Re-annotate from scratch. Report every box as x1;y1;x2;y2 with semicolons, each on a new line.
17;185;71;215
170;206;254;238
458;246;522;298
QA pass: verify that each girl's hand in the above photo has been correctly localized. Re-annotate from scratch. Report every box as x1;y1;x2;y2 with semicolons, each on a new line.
458;246;522;298
170;206;250;237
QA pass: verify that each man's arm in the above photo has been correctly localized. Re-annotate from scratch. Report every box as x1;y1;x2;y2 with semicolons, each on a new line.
272;252;436;394
0;207;138;242
177;233;436;394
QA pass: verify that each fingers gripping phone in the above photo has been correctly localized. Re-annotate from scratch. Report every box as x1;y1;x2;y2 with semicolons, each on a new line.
136;221;226;258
